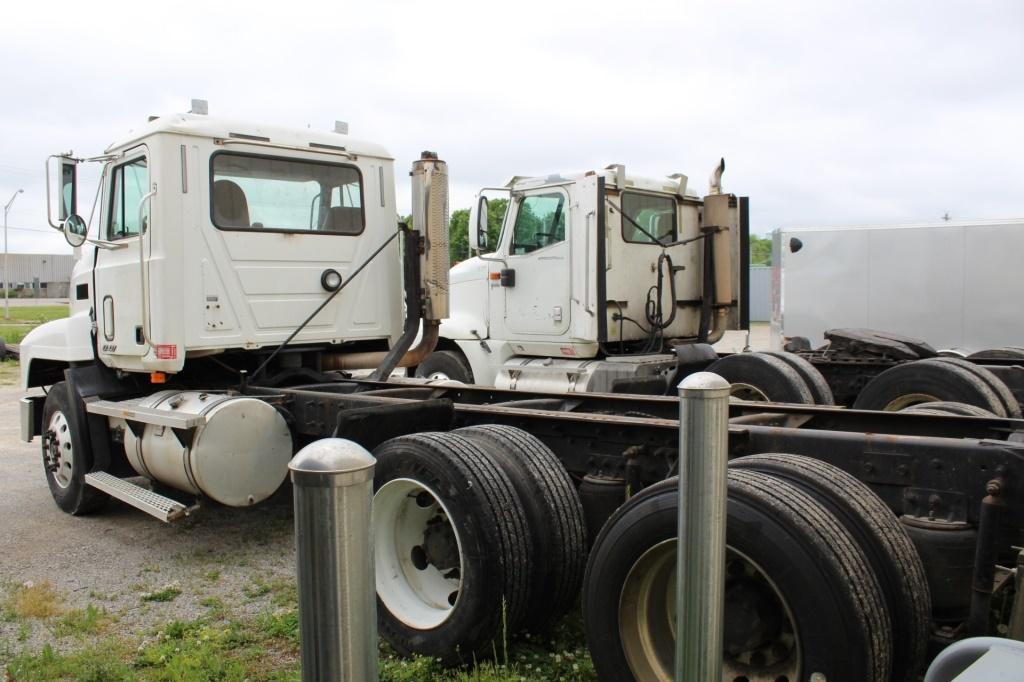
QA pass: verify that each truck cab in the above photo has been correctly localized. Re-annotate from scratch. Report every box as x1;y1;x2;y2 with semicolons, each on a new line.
424;163;747;392
21;108;448;390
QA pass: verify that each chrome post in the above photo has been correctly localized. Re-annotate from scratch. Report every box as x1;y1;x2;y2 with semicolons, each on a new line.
676;371;730;682
290;438;378;682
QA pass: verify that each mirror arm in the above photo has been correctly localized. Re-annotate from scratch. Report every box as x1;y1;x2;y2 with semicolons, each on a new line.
85;238;130;251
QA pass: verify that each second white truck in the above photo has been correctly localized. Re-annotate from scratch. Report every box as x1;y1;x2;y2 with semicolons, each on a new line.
418;162;749;393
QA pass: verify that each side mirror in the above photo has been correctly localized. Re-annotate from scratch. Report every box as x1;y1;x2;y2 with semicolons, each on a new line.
468;195;489;252
58;157;77;221
62;214;87;247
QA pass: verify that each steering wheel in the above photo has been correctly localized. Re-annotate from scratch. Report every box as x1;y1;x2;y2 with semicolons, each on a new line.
533;231;555;247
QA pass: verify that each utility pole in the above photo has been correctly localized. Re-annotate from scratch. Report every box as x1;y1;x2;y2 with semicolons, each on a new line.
4;189;24;320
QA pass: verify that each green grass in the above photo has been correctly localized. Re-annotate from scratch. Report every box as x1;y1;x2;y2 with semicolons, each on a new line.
140;586;182;603
0;304;69;345
54;605;112;638
3;606;597;681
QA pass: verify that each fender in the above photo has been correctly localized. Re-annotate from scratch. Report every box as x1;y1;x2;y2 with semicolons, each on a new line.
20;311;95;389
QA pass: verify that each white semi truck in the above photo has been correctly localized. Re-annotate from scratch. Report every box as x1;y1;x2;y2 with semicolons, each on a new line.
18;105;1024;680
417;162;750;393
421;192;1024;417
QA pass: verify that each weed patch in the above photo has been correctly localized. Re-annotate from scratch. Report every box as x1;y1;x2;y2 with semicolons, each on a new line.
54;604;112;637
141;584;182;603
7;581;62;619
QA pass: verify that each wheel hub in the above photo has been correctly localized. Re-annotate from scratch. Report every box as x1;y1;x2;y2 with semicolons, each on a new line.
44;411;74;489
374;478;465;628
618;540;800;682
421;518;460;572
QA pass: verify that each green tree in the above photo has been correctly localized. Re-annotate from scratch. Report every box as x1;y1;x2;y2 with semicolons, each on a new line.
448;198;508;263
750;234;772;266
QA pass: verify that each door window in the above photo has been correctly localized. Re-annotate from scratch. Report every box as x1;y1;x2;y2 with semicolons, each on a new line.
621;192;677;244
511;192;566;254
107;157;149;240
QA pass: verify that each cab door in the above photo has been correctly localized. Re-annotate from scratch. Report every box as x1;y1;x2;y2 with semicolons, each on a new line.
503;188;571;336
94;149;150;359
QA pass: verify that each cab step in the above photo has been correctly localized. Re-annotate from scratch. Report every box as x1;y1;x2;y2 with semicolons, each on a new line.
84;472;192;522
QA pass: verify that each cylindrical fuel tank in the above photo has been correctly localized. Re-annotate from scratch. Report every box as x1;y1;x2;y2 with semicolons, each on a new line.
124;391;293;507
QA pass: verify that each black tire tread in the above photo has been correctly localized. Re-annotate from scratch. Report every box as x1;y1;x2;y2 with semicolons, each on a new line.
415;350;474;383
731;453;929;681
706;352;815;404
763;350;835;405
42;382;108;515
729;469;892;682
853;359;1007;415
966;347;1024;361
456;425;586;632
931;356;1022;418
373;431;532;659
901;401;998;417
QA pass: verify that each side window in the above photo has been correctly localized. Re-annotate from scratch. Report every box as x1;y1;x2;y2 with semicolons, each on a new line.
211;153;363;235
107;157;149;240
621;192;677;244
511;192;566;255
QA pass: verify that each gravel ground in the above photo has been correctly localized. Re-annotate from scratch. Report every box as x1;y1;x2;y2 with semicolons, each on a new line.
0;385;297;663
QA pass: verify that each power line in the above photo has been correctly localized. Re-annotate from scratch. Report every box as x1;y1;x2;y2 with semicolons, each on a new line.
4;225;61;235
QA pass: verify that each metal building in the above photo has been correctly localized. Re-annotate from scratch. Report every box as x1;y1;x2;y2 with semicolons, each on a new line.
748;266;771;322
1;253;74;298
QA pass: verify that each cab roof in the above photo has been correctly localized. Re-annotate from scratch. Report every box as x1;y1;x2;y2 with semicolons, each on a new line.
104;112;393;160
505;165;703;199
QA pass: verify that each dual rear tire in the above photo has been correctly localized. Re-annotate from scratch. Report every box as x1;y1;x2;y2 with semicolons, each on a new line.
584;455;930;682
706;351;834;405
372;426;585;662
854;357;1022;417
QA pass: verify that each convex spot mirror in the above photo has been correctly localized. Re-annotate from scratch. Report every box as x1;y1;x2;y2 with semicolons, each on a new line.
62;214;87;247
468;195;489;252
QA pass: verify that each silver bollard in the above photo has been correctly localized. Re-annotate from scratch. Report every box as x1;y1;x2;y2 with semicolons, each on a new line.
676;372;730;682
290;438;378;682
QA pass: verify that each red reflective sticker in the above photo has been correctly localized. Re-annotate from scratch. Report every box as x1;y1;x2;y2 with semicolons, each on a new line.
155;344;177;360
560;346;576;356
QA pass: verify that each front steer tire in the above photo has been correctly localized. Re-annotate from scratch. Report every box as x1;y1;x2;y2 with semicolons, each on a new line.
415;350;474;384
372;431;532;663
41;381;108;515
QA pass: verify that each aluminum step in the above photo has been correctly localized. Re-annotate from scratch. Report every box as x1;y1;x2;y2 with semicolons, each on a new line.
86;399;206;429
84;472;190;522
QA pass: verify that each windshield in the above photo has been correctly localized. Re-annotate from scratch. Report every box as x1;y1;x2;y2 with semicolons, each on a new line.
211;153;363;234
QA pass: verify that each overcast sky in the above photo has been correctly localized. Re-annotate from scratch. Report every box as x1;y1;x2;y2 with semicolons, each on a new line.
1;0;1022;254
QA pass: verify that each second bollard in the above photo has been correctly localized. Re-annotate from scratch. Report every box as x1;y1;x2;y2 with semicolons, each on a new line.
290;438;378;682
675;372;731;682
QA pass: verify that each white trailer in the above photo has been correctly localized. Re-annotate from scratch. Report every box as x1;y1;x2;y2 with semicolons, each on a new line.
771;219;1024;353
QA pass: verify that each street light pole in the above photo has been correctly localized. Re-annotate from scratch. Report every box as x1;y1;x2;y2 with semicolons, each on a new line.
4;189;24;320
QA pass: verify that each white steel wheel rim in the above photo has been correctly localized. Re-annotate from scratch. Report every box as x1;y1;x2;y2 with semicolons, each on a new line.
885;392;940;411
730;382;771;402
618;540;801;682
374;478;464;629
46;411;75;489
425;370;452;381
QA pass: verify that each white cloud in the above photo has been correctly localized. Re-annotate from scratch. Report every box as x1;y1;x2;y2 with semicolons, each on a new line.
1;0;1021;254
